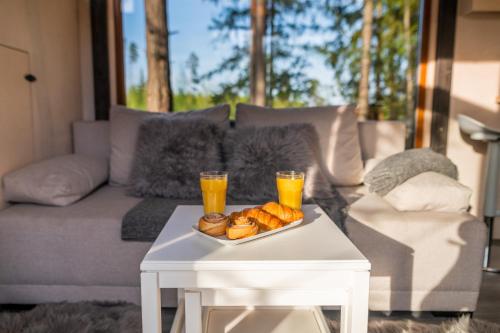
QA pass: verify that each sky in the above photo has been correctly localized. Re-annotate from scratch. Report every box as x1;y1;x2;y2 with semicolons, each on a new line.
121;0;345;104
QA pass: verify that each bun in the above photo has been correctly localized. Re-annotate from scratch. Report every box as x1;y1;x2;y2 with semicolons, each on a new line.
198;213;228;237
261;202;303;224
226;216;259;239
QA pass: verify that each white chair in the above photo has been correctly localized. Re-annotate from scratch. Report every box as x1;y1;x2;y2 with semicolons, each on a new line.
458;114;500;273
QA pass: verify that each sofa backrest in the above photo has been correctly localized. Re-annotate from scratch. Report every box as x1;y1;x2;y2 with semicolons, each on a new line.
73;121;110;160
73;119;406;163
358;120;406;160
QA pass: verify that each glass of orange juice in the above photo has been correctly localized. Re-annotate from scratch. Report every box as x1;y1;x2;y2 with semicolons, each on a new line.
200;171;228;214
276;171;305;210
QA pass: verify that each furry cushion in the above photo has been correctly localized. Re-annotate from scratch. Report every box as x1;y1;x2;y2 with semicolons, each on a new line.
128;117;223;199
235;103;364;186
109;104;229;186
224;124;332;201
364;148;458;196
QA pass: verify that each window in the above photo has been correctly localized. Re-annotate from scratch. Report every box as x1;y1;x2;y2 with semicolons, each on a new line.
120;0;420;122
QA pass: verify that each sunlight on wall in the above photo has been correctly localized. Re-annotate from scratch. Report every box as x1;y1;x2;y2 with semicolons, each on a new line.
447;7;500;237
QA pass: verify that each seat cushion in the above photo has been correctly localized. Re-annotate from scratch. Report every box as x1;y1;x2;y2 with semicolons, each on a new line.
346;193;486;311
0;186;147;287
235;104;364;186
109;104;230;186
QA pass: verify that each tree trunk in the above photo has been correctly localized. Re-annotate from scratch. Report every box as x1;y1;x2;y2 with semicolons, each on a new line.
250;0;266;106
145;0;173;112
267;0;275;106
358;0;373;120
404;0;414;120
372;0;383;120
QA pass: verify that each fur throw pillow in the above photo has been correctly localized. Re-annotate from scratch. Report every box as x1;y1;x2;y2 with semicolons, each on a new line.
129;116;223;199
224;124;333;202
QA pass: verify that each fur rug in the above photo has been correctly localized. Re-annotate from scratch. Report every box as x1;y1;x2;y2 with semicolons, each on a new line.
0;302;499;333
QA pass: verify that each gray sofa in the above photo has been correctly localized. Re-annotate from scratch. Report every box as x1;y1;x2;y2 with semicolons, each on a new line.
0;119;486;312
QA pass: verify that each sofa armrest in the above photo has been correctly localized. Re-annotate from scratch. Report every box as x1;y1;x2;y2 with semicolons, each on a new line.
347;194;486;309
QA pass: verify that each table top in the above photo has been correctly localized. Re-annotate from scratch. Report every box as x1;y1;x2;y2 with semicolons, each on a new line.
140;205;370;272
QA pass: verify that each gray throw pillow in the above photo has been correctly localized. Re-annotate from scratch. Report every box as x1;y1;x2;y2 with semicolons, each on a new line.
3;154;108;206
109;104;230;186
129;117;224;199
364;148;458;196
224;123;332;201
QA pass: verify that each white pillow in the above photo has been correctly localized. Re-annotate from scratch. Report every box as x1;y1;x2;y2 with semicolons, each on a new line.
384;172;472;212
3;154;108;206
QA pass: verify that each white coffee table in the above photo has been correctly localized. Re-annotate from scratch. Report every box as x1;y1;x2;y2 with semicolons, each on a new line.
140;205;370;333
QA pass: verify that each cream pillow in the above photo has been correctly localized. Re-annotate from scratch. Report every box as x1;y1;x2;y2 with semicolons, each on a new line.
384;172;472;212
3;154;108;206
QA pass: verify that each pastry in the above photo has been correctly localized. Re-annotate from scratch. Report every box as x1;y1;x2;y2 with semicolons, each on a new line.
198;213;229;237
240;207;284;231
229;211;243;224
261;202;304;224
226;216;259;239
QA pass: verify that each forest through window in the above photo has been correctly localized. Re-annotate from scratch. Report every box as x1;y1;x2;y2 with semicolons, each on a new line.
121;0;420;121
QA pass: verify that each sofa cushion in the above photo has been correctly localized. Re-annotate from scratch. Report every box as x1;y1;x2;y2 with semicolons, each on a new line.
3;155;108;206
129;117;224;199
109;104;230;186
73;121;110;160
223;124;331;201
364;148;458;196
357;121;406;160
0;186;146;287
384;172;472;213
0;186;182;305
235;104;364;186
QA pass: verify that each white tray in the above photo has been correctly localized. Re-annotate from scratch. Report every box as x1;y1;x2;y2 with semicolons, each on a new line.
192;218;303;246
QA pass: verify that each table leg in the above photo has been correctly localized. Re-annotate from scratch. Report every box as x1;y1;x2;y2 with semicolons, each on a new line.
177;288;185;305
340;271;370;333
185;290;202;333
141;272;162;333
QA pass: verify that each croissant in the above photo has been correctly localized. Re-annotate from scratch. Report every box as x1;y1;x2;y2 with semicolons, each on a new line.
239;208;284;231
261;202;304;224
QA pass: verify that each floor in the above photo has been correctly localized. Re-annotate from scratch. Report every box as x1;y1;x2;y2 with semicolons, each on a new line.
474;241;500;324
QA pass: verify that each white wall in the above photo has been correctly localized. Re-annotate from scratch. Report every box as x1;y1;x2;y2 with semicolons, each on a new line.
0;0;91;159
448;1;500;236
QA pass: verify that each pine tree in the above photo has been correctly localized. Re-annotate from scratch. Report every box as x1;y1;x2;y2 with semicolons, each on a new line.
145;0;173;112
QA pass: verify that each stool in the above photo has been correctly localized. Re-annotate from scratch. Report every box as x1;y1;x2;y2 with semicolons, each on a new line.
458;114;500;273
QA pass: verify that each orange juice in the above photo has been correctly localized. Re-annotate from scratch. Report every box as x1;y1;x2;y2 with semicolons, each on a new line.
276;171;305;210
200;171;228;214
